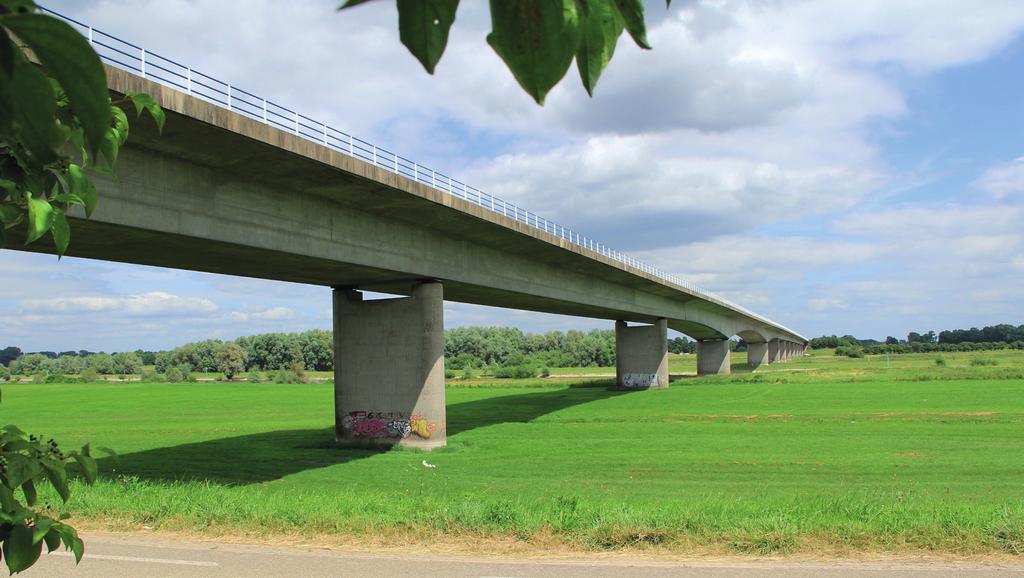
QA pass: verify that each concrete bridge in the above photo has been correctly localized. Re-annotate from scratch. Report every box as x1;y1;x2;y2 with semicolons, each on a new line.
17;10;807;449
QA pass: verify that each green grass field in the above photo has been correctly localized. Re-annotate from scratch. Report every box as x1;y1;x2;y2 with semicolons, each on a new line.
2;349;1023;556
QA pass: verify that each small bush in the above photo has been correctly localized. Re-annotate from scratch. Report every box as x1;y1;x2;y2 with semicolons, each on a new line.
288;360;308;384
80;367;100;383
32;373;47;384
935;356;947;367
0;365;10;382
444;369;456;379
44;373;68;384
493;365;538;379
247;371;264;384
273;364;308;384
164;366;184;383
140;369;162;383
540;366;551;377
462;367;477;380
970;357;998;367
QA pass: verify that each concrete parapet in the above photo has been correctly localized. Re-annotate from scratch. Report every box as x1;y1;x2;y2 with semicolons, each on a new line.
615;319;669;389
747;342;769;368
333;282;446;450
697;340;731;375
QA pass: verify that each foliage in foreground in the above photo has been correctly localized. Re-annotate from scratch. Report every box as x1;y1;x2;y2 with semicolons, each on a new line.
340;0;672;104
0;0;160;572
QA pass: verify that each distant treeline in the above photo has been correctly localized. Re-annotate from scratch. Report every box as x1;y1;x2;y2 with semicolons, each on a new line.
1;327;705;379
809;323;1024;357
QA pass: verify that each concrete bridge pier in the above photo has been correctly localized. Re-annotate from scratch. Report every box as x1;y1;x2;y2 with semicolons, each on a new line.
615;319;669;389
768;339;781;363
697;340;731;375
332;282;446;450
747;341;769;368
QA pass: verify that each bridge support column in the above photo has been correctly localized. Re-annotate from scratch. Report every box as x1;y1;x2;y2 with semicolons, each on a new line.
615;319;669;389
747;342;769;368
768;339;780;363
783;342;792;362
697;340;731;375
332;282;446;450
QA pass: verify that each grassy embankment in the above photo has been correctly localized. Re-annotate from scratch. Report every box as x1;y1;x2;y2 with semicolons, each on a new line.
2;348;1023;557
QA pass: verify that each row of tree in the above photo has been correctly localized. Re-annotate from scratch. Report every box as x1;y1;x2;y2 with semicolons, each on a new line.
810;323;1024;352
3;327;705;377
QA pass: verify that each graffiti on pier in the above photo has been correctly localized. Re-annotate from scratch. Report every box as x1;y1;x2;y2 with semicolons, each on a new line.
621;372;657;389
409;413;437;439
341;411;437;439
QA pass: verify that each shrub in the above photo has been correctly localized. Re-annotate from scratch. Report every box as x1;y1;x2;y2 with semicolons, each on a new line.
835;345;865;358
541;366;551;377
32;373;47;384
44;374;68;384
970;357;998;366
164;366;184;383
493;365;538;379
273;363;308;385
444;369;456;379
934;356;947;367
247;371;264;384
80;367;100;383
463;367;477;380
139;369;162;383
0;365;9;382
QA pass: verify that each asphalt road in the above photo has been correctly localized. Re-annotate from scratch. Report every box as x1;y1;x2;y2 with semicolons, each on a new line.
20;534;1024;577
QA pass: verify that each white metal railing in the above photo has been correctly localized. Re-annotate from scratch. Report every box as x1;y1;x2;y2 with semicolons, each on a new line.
41;7;805;341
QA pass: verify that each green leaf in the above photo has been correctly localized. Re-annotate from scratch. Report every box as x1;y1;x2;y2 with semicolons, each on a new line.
4;13;110;155
3;522;41;574
71;537;84;563
613;0;651;49
3;454;42;489
127;92;165;133
576;0;624;96
111;104;128;141
30;517;52;545
42;528;61;553
9;60;57;163
66;164;97;216
0;26;15;77
51;209;69;255
486;0;581;105
99;127;120;169
0;485;15;512
40;457;69;502
397;0;459;74
20;479;36;507
0;204;21;225
24;192;53;244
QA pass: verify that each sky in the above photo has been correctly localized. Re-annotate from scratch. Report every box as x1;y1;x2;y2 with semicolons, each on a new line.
3;0;1024;352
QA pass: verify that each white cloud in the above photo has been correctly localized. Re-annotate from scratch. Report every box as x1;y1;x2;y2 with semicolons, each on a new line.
21;292;217;315
976;157;1024;199
226;307;295;322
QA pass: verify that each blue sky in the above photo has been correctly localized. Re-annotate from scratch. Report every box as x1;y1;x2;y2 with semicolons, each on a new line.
3;1;1024;352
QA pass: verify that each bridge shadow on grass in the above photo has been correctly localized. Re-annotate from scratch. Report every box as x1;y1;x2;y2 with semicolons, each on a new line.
96;383;637;486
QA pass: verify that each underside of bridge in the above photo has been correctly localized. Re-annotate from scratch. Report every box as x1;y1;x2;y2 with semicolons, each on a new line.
9;65;806;451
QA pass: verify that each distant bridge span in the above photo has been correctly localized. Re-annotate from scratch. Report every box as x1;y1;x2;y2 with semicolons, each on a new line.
14;10;807;449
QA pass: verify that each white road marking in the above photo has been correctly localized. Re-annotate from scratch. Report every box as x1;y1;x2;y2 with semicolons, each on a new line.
51;551;219;567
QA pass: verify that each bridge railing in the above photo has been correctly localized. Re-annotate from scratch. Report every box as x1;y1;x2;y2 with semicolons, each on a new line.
41;7;804;339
